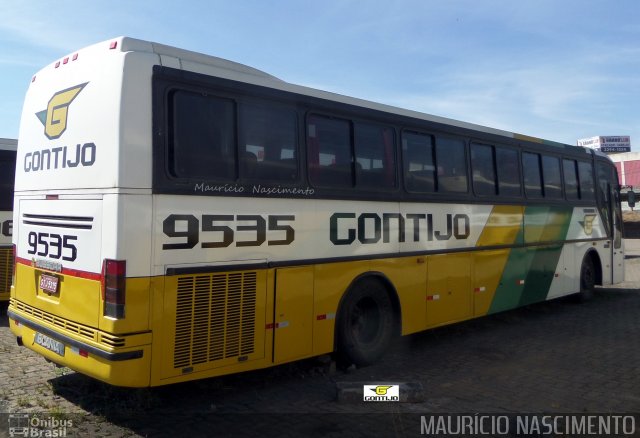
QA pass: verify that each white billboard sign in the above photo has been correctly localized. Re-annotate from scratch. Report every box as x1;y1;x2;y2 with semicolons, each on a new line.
577;136;631;153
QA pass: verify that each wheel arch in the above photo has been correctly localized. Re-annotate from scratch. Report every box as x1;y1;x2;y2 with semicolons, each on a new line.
584;248;603;286
333;271;402;349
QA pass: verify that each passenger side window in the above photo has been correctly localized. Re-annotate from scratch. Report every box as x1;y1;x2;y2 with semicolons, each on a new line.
170;91;236;180
239;104;298;182
354;123;396;189
402;132;435;193
496;147;521;197
578;161;595;199
471;143;496;196
563;159;579;200
542;155;562;199
307;115;353;188
522;152;543;198
436;137;467;193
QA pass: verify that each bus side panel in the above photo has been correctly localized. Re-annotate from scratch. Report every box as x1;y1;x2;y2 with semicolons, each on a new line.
273;266;314;364
473;249;512;316
488;247;532;314
370;256;427;336
473;205;524;315
426;253;472;327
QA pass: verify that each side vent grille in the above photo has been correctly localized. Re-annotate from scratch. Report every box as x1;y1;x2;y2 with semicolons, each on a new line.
174;272;257;369
0;247;12;295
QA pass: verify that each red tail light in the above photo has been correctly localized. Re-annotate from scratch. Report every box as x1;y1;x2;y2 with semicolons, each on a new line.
11;244;16;286
101;259;126;319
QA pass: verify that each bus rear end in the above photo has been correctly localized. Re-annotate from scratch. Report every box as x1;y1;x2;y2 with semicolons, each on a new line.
0;138;17;302
8;38;156;387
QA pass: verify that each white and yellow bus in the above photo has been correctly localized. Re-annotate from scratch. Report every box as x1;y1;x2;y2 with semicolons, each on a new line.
0;138;17;303
9;37;624;387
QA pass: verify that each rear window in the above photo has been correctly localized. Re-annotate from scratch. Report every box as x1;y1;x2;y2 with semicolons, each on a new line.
0;150;16;210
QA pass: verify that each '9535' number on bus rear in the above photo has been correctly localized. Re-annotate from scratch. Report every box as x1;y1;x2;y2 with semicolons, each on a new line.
27;231;78;261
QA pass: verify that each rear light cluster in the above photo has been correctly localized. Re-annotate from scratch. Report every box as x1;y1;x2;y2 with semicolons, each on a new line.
54;53;79;69
101;259;126;319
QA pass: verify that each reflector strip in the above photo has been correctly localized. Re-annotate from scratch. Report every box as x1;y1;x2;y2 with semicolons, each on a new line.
16;256;102;282
516;279;525;285
427;294;440;301
316;313;336;321
265;321;290;329
474;286;486;293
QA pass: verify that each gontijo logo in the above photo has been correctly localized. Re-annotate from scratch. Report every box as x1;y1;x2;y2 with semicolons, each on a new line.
35;82;87;140
363;384;400;401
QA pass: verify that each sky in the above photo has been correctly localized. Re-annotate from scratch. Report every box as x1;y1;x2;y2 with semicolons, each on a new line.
1;0;639;149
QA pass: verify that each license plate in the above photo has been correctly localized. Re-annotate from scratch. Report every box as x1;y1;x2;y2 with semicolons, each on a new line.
39;274;59;294
34;332;65;356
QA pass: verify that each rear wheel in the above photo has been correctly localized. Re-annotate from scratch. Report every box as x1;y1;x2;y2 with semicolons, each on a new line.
336;278;396;367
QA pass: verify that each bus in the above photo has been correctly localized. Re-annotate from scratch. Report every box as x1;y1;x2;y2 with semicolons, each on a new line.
0;138;17;303
9;37;624;387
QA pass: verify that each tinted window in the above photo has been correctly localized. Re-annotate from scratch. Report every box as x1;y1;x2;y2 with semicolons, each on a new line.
307;115;353;187
577;161;595;199
240;104;298;182
471;143;496;196
522;152;543;198
170;91;236;180
355;123;396;188
402;132;435;193
563;159;579;200
0;151;16;210
436;137;467;193
542;155;562;199
496;147;521;197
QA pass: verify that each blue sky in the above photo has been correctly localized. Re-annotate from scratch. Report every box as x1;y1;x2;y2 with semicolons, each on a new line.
1;0;639;148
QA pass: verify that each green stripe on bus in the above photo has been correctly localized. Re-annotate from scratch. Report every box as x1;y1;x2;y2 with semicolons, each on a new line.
488;206;573;313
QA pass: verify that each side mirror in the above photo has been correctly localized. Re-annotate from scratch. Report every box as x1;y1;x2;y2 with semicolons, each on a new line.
628;191;636;208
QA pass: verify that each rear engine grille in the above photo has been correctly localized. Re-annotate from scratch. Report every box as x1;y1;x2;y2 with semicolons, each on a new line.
173;272;257;369
12;300;125;346
0;247;12;297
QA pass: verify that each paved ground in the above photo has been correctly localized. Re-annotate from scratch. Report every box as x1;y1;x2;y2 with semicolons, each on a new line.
1;243;640;437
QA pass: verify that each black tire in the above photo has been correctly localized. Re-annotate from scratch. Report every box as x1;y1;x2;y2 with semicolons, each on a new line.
577;255;596;302
336;278;396;367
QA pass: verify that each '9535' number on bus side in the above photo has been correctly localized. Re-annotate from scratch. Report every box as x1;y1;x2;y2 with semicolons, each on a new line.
27;232;78;261
163;214;295;250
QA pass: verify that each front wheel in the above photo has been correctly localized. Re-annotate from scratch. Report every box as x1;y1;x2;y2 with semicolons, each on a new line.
336;278;396;367
577;255;596;302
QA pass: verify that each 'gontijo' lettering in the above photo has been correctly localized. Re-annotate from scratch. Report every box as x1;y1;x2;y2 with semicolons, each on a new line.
24;142;96;172
330;212;470;245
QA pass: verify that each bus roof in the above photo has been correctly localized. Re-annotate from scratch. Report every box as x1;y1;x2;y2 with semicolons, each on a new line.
45;37;586;153
0;138;17;151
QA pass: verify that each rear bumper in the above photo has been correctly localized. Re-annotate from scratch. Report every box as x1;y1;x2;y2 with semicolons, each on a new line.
8;301;152;387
